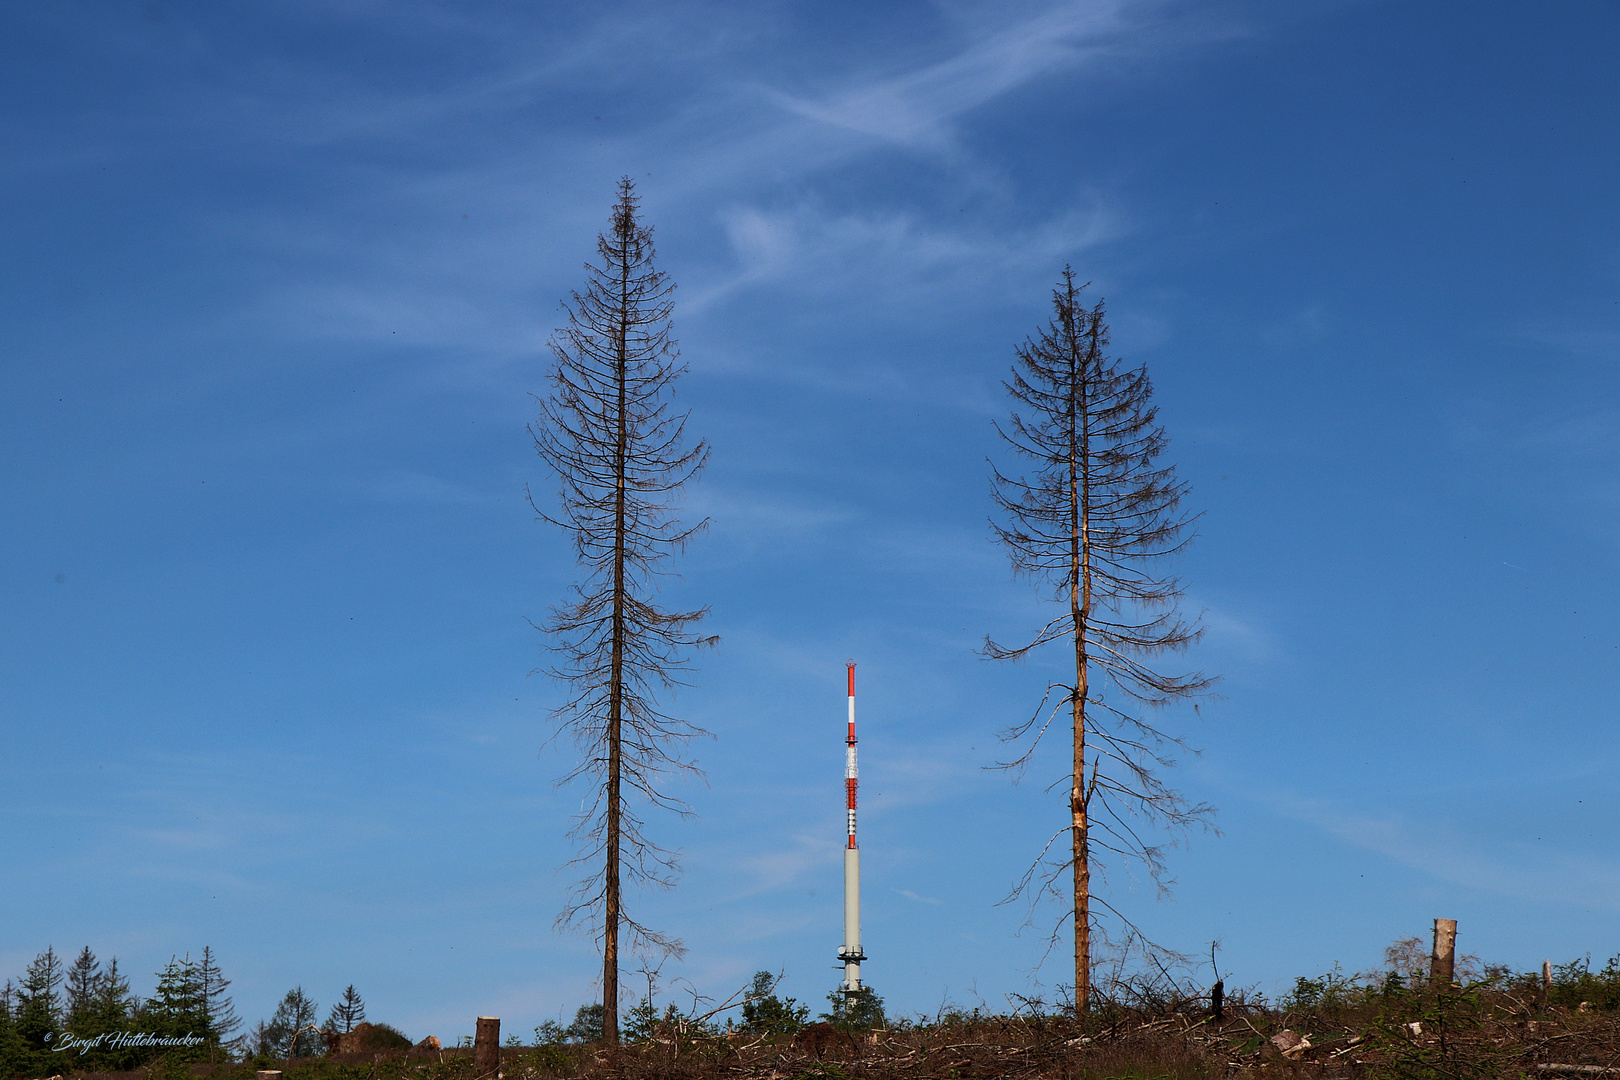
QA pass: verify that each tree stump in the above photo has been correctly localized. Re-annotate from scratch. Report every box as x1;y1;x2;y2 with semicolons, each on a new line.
1431;919;1457;988
474;1016;500;1077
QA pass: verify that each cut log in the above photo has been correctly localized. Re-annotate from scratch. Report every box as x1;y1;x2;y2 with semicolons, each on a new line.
473;1017;500;1077
1431;919;1457;988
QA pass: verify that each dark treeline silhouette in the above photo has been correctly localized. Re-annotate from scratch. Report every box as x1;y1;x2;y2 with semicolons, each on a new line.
0;947;407;1079
0;945;239;1077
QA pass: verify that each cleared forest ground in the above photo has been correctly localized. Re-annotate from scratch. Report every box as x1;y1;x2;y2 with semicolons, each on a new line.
40;986;1620;1080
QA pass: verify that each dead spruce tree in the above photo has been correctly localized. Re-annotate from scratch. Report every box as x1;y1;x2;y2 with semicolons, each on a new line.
532;177;714;1047
986;267;1215;1011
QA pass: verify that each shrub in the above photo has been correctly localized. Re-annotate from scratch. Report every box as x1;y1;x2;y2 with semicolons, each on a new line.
821;985;884;1032
741;972;810;1035
1549;955;1620;1011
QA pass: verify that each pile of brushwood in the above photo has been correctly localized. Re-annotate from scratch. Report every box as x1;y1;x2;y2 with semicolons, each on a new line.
35;979;1620;1080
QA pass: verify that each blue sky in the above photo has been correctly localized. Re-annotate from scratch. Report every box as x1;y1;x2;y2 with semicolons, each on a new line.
4;0;1620;1044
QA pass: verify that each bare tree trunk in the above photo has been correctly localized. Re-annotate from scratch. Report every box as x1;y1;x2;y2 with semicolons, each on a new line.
473;1017;500;1077
1068;313;1096;1013
600;244;632;1050
603;718;620;1045
1072;640;1089;1013
1430;918;1457;988
1071;612;1090;1010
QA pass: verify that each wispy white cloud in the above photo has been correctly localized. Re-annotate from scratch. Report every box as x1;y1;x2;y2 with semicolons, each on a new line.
366;469;495;506
1440;388;1620;514
1282;797;1620;914
864;738;987;812
1190;601;1280;665
688;483;859;541
125;825;236;854
687;197;1122;315
897;888;946;905
701;909;822;947
1259;302;1331;351
762;2;1136;152
163;1;1206;362
733;834;843;896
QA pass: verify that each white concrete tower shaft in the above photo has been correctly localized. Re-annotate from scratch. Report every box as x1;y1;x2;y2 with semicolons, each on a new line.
839;661;866;996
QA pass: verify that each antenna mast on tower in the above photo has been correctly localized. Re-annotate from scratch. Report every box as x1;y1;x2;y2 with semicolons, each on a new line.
838;661;866;997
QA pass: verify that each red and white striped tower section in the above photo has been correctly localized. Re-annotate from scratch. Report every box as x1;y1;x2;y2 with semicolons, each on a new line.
838;661;867;997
